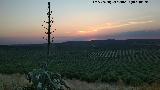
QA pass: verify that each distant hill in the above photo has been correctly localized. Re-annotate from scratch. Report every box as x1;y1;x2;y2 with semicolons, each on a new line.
56;39;160;48
1;39;159;49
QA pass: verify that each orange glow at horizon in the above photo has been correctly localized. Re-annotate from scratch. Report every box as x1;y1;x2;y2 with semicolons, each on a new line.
73;19;153;37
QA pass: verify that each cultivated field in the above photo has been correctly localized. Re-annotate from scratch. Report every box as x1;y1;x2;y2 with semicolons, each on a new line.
0;39;160;89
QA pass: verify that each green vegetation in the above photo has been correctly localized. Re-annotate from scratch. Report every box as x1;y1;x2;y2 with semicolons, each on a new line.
0;40;160;85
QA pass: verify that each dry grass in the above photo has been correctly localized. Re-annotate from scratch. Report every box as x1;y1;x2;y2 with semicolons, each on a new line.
0;74;160;90
66;79;138;90
0;74;30;90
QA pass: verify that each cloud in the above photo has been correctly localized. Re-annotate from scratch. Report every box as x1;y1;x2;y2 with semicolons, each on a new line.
77;19;153;35
114;29;160;39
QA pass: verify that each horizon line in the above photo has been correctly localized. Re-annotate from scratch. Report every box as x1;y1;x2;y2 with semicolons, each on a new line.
1;38;160;46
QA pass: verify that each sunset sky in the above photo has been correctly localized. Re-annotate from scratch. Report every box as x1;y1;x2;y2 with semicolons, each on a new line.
0;0;160;45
